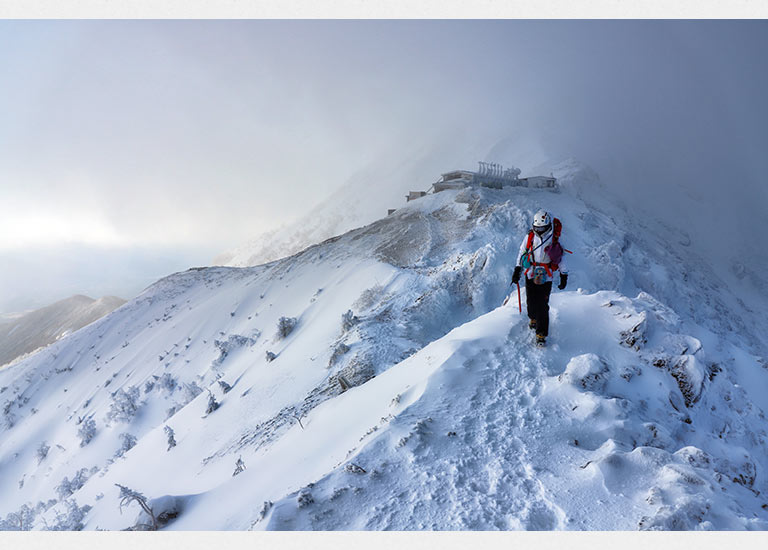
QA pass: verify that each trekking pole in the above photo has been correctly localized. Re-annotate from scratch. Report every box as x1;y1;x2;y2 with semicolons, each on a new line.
516;282;522;314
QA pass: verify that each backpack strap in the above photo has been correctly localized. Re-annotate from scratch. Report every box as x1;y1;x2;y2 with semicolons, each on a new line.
532;261;554;277
523;230;553;273
527;227;563;274
523;230;536;268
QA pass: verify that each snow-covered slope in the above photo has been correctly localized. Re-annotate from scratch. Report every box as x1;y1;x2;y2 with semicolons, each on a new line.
263;289;768;530
0;295;126;369
1;161;766;531
215;136;498;268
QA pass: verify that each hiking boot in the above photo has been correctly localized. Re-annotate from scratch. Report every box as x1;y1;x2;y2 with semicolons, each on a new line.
536;333;546;347
528;319;537;330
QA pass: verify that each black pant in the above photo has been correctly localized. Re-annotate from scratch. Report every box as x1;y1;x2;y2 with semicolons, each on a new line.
525;278;553;336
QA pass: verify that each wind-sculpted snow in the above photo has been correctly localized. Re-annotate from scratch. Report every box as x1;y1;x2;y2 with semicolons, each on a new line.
0;160;766;530
261;292;768;530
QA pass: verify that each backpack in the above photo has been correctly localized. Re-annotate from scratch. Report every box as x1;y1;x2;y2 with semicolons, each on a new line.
521;217;570;272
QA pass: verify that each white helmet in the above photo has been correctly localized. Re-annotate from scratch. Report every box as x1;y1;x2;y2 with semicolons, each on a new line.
533;209;552;234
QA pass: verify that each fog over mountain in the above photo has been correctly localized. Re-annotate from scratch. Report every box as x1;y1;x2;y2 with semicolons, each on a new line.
215;20;768;309
2;20;766;314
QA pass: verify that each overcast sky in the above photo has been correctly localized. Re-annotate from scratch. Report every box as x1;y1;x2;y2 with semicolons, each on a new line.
1;20;767;312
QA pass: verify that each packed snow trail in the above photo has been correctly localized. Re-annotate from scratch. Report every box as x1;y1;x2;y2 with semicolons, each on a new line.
258;290;768;530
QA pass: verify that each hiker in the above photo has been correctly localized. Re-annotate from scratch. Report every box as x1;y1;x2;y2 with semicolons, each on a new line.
511;209;568;347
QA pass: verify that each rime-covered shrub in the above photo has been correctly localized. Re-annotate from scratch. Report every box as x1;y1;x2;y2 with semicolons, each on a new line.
164;425;176;451
2;400;16;429
232;457;246;477
341;309;359;332
297;490;314;508
182;382;203;403
106;386;141;424
265;351;277;363
218;380;232;394
163;382;202;421
0;504;35;531
78;417;97;447
35;499;58;515
277;316;298;338
37;441;50;464
46;499;91;531
157;373;178;394
116;484;156;530
115;433;137;458
144;379;156;394
56;468;95;500
205;392;220;415
213;334;258;367
165;405;179;420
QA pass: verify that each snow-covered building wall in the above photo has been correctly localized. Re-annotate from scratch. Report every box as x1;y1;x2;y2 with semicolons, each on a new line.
433;162;554;192
519;175;557;188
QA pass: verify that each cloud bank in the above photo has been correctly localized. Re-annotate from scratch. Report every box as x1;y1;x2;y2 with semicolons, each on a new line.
1;20;766;309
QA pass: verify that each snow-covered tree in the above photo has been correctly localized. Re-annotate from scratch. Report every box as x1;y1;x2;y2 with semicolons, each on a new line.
2;400;16;429
205;392;220;415
181;381;203;403
0;504;35;531
46;499;91;531
115;432;137;458
77;417;96;447
157;373;178;394
56;467;95;500
232;456;246;477
105;386;141;424
116;484;156;530
277;316;298;338
36;441;50;464
164;425;176;451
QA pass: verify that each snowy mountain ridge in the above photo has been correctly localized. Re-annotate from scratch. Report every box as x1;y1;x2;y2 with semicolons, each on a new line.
0;295;126;370
1;159;766;530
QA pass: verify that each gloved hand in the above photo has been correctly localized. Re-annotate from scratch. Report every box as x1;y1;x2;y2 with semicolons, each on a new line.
558;273;568;290
511;266;522;285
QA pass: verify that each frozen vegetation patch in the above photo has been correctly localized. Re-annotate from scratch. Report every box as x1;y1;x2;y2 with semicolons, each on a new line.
277;317;298;339
46;500;92;531
36;441;50;464
164;425;176;451
56;467;98;500
115;433;137;458
105;386;142;424
77;417;97;447
212;334;258;368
